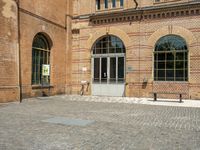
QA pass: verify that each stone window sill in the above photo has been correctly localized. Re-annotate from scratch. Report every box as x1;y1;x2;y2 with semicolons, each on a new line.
32;85;54;89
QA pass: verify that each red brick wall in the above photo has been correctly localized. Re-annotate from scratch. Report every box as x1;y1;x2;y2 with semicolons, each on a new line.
0;0;19;102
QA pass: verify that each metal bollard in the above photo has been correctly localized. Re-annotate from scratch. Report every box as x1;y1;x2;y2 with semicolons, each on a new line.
179;94;182;103
154;93;157;101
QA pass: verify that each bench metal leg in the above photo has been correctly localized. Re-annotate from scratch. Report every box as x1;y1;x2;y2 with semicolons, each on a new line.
154;93;157;101
179;94;182;103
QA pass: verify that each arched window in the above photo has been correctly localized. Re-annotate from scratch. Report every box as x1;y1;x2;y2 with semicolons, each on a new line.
92;35;125;83
32;33;51;85
154;35;188;81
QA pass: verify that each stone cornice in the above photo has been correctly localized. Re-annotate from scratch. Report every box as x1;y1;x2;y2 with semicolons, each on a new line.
88;1;200;25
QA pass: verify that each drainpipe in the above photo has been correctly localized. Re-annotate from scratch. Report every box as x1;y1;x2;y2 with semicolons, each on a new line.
133;0;138;9
16;0;22;103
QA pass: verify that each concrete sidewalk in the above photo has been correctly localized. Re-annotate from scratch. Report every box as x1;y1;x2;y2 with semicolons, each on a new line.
47;95;200;108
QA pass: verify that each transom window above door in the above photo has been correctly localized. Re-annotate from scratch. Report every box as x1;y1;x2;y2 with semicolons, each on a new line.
93;35;125;54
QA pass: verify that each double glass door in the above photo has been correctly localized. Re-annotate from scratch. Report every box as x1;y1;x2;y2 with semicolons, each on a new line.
93;56;125;84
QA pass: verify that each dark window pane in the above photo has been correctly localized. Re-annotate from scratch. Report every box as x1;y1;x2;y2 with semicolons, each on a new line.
101;58;107;82
94;58;100;82
96;0;100;10
118;57;124;79
166;70;174;81
185;52;188;60
167;53;174;60
176;61;184;69
110;57;116;82
116;48;122;53
176;70;184;78
96;48;101;54
120;0;124;7
176;52;184;60
158;53;165;60
109;42;115;53
166;61;174;69
109;48;115;53
105;0;108;8
185;61;188;68
102;41;108;48
96;42;101;49
102;48;107;54
158;62;165;69
158;70;165;78
112;0;116;7
185;69;188;79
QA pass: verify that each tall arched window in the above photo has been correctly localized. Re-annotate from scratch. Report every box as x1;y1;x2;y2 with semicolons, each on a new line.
92;35;125;83
154;35;188;81
32;33;51;85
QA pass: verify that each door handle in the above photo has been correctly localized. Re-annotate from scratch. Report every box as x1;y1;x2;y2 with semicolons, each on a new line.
104;72;107;77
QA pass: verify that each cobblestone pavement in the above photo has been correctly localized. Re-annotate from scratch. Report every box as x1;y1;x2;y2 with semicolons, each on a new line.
0;95;200;150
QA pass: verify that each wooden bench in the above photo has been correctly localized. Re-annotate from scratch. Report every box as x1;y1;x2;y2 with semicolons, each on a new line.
153;92;186;103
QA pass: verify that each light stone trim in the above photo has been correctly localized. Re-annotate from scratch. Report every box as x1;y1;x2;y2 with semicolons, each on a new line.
87;27;131;51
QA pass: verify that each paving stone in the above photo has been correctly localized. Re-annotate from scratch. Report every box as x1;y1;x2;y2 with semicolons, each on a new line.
0;95;200;149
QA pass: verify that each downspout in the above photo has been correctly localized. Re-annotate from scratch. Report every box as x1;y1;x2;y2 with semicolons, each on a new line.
16;0;22;103
133;0;138;9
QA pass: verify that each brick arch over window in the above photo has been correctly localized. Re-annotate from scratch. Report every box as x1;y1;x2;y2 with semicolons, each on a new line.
148;26;197;48
87;27;131;51
148;26;197;83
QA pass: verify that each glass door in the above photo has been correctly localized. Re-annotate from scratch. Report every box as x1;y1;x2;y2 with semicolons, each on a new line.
110;57;116;83
101;57;107;83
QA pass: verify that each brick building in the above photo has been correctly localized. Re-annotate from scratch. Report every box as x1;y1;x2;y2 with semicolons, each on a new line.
0;0;200;102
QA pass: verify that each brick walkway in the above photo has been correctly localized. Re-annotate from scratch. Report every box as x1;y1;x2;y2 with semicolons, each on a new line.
0;95;200;150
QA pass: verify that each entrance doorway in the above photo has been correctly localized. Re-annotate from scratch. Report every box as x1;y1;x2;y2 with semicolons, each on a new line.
91;35;125;96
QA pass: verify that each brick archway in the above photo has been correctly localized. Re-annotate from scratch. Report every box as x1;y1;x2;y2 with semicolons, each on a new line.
148;25;197;48
87;27;131;51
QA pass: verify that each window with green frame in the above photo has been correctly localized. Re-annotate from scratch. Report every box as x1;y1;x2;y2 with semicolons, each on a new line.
154;35;188;81
32;33;50;85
